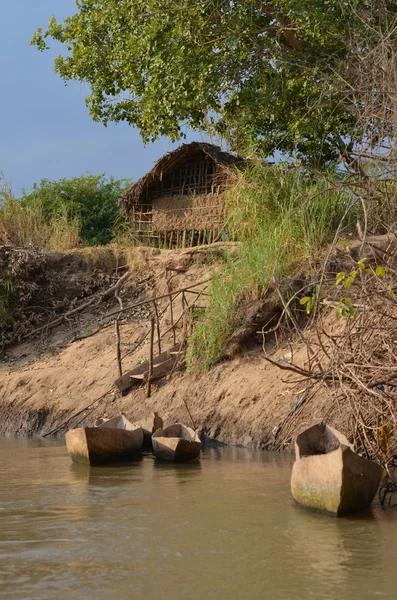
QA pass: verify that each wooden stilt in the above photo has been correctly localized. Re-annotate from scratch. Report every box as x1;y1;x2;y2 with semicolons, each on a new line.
169;231;173;249
167;281;177;346
115;319;122;378
153;300;162;356
147;317;155;398
182;291;188;312
182;230;187;249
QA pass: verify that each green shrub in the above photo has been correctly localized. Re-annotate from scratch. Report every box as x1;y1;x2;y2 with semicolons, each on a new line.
20;174;131;246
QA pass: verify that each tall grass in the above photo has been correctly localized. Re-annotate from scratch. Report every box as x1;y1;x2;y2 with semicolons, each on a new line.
187;162;357;370
0;195;80;250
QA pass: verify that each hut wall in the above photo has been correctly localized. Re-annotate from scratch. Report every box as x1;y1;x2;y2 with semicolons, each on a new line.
151;193;224;231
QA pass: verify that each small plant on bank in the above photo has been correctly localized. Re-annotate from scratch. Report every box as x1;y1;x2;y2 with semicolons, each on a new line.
334;260;387;318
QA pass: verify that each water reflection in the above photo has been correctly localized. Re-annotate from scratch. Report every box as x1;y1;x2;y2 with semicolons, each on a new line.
68;459;144;485
153;459;202;474
285;502;383;593
204;444;293;467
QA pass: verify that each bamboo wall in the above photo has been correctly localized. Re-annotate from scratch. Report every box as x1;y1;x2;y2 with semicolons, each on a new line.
131;156;230;247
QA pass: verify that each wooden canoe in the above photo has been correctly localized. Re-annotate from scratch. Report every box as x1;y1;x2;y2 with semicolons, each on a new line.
97;414;137;431
98;413;162;449
152;423;201;462
65;425;144;466
291;423;384;516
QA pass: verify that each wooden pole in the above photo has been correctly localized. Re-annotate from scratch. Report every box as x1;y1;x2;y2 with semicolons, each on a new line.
114;277;127;379
166;278;177;346
115;319;123;378
147;317;155;398
153;300;162;355
182;291;188;312
182;230;186;249
169;293;176;346
182;397;197;431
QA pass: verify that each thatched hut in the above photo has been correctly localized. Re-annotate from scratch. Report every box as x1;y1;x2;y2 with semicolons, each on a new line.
121;142;244;247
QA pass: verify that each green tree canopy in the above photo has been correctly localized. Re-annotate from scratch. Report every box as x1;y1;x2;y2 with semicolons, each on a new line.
21;174;130;246
32;1;393;163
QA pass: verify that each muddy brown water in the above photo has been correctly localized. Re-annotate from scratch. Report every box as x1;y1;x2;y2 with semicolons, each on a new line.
1;438;396;600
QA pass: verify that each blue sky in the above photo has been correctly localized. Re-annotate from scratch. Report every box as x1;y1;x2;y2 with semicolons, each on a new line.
0;0;197;195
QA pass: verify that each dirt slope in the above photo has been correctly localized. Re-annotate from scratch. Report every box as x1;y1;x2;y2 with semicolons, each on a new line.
0;245;344;449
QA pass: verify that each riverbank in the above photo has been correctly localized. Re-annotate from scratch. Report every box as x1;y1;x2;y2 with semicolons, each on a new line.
0;243;355;449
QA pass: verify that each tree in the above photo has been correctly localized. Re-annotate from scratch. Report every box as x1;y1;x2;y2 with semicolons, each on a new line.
32;1;395;163
21;174;130;246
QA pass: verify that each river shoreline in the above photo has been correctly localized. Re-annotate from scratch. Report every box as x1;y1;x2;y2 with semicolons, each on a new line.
0;341;345;451
0;247;349;450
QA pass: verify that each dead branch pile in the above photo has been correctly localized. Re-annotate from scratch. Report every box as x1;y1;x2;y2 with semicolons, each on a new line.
264;239;397;468
0;246;136;352
0;246;52;348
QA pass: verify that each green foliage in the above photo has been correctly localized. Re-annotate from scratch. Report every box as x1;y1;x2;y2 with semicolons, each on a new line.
20;174;130;246
187;163;356;370
335;298;356;318
299;287;319;315
376;265;386;278
334;260;387;319
335;258;386;290
31;0;394;163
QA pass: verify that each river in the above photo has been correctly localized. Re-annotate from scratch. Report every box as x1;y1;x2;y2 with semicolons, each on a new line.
0;437;396;599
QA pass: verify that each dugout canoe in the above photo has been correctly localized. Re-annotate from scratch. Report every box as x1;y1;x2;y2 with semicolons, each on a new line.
152;423;201;462
65;424;144;466
97;413;163;449
291;423;384;517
